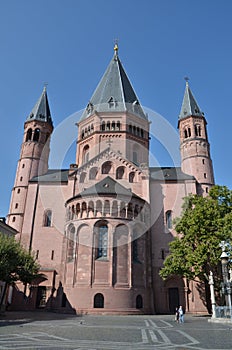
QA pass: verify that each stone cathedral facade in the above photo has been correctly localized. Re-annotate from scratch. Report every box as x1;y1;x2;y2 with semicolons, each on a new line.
7;46;214;314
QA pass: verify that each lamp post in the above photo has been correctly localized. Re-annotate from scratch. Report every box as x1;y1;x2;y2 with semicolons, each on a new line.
219;241;232;318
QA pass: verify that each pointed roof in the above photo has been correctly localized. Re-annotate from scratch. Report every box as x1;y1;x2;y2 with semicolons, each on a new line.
26;87;53;126
80;47;147;121
66;176;142;203
179;80;204;120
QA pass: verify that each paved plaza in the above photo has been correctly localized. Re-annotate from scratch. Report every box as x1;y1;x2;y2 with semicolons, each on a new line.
0;311;231;350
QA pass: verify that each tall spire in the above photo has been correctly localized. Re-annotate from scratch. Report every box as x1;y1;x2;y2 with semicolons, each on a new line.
80;45;147;121
179;79;204;120
26;86;53;126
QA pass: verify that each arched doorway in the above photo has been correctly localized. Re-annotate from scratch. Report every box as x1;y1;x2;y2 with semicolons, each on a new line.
136;295;143;309
94;293;104;308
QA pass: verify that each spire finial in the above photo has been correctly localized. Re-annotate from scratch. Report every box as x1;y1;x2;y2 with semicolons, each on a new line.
43;82;48;92
184;76;189;86
114;39;119;56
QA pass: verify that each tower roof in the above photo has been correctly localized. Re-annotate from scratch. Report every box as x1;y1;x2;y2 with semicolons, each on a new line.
179;80;204;120
80;46;147;121
26;87;53;126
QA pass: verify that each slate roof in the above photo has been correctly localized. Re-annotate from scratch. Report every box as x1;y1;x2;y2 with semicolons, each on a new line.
80;49;147;121
179;81;204;120
29;167;195;184
150;167;195;181
66;176;142;204
26;87;53;126
30;169;69;183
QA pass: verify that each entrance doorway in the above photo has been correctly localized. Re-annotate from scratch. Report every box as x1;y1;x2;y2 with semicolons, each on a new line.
168;287;179;314
94;293;104;308
36;286;46;308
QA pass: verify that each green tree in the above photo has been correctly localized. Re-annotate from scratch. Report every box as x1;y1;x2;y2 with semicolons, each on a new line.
0;233;40;307
159;185;232;308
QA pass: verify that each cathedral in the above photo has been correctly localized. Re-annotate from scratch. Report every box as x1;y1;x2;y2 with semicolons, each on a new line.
7;45;214;314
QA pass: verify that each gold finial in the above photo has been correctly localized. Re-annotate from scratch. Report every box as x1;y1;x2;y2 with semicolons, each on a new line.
114;39;119;55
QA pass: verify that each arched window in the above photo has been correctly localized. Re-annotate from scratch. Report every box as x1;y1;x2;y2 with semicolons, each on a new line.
88;201;94;216
116;121;120;130
129;124;132;133
127;202;133;219
184;129;188;138
102;161;112;174
129;172;135;183
80;172;86;183
96;224;108;258
89;167;98;180
103;200;110;216
188;127;191;137
94;293;104;308
76;203;80;217
120;201;126;218
112;200;118;217
166;210;172;229
106;121;110;130
195;124;201;137
26;128;32;141
116;166;125;179
111;121;115;130
136;295;143;309
101;121;105;131
33;128;40;142
44;209;52;227
96;200;102;217
82;145;89;164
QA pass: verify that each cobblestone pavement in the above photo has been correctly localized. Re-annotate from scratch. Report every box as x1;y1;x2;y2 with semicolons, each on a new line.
0;311;231;349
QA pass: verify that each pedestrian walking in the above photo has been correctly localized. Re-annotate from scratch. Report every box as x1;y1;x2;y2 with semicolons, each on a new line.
175;307;179;323
178;305;184;323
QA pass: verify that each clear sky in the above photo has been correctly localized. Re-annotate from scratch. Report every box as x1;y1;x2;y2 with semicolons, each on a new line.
0;0;231;217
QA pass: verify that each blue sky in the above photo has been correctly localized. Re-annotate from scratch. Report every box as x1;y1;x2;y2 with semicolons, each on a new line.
0;0;231;217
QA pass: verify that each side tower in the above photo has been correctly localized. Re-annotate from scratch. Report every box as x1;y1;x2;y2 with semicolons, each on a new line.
7;87;53;234
178;80;214;195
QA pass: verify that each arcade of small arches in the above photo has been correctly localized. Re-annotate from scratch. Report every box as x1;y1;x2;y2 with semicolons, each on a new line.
79;161;137;183
80;120;148;140
66;198;148;222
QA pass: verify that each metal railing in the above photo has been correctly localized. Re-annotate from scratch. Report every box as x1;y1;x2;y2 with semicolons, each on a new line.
215;306;232;319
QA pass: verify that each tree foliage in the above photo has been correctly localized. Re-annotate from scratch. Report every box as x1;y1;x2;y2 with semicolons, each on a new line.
159;185;232;283
0;233;40;285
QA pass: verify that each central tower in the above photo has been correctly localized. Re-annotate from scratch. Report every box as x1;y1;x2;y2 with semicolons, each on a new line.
62;46;153;314
76;44;149;168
